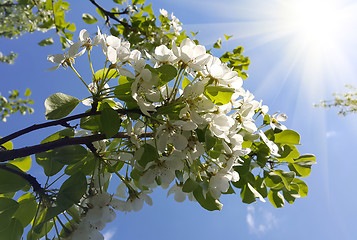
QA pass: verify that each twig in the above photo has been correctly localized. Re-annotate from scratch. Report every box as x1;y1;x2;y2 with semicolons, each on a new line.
89;0;131;28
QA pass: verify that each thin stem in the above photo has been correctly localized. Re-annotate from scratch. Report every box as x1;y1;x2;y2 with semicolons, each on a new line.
87;50;95;77
69;64;90;91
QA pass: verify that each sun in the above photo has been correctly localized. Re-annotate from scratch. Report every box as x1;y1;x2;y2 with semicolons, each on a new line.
277;0;346;53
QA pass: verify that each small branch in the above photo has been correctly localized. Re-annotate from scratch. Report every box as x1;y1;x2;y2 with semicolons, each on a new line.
0;132;153;161
0;108;141;145
0;164;46;196
89;0;131;28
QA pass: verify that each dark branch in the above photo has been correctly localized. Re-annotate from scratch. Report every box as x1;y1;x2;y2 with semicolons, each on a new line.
0;108;141;146
0;164;46;196
0;132;153;161
89;0;131;28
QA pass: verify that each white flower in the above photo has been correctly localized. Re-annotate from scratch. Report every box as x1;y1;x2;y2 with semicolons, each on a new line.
78;29;100;50
270;112;287;130
209;158;239;199
172;38;210;71
159;8;169;18
153;45;177;64
259;130;280;157
46;42;85;71
167;184;187;202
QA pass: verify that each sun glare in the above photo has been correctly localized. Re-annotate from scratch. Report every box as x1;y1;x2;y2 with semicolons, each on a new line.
278;0;345;53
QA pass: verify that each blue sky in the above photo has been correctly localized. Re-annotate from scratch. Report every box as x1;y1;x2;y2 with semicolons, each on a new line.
1;0;357;239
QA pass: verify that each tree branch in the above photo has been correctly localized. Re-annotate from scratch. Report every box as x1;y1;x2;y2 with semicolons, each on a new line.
0;164;46;196
0;108;141;146
89;0;131;28
0;132;153;161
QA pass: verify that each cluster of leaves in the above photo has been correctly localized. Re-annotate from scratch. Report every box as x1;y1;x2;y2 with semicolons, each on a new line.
213;35;250;80
0;51;18;64
316;84;357;116
235;126;314;207
0;89;34;122
0;0;75;50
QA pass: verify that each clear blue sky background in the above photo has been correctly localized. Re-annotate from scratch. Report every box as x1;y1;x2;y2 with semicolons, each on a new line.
1;0;357;239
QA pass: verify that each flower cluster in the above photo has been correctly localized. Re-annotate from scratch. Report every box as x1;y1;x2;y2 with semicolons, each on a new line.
44;26;310;239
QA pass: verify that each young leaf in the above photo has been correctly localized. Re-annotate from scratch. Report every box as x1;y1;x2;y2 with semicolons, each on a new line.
0;165;29;194
193;186;223;211
82;13;98;24
204;86;234;105
13;193;37;228
268;190;285;208
0;197;19;232
45;93;79;120
57;172;87;210
100;105;121;138
38;37;54;46
8;156;31;172
0;218;23;240
274;130;300;145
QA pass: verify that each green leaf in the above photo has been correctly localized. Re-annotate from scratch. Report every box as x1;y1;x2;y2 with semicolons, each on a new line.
80;114;102;131
94;68;119;81
13;193;37;228
224;34;233;40
273;170;296;190
136;144;159;168
204;86;234;105
113;0;124;3
65;154;95;175
82;13;98;24
292;178;308;197
8;156;31;172
213;38;221;49
264;171;283;190
57;172;87;210
67;23;76;32
0;165;29;194
100;105;121;138
268;190;285;208
182;77;191;90
24;88;31;97
289;154;316;177
36;152;65;176
241;183;265;204
0;197;19;232
45;93;79;120
274;130;300;145
41;128;74;144
38;37;54;46
193;186;222;211
182;178;198;193
156;102;186;115
114;82;134;102
49;145;88;165
142;3;154;18
0;218;23;240
156;64;177;86
132;0;145;5
1;140;13;150
205;128;217;151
